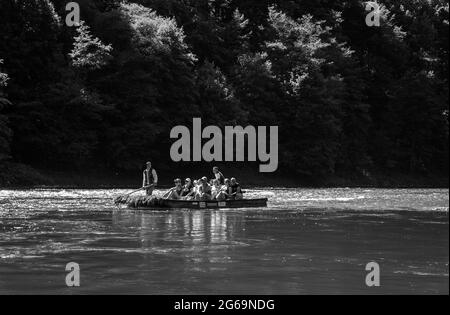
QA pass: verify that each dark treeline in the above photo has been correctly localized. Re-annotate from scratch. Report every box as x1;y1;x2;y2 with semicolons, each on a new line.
0;0;448;186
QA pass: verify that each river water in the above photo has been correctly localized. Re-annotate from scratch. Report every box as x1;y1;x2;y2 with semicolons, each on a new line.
0;188;448;294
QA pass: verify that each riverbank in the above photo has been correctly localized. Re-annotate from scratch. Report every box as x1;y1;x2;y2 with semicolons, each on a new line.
0;162;448;189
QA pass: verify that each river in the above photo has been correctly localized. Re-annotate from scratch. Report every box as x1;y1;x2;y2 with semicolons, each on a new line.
0;188;448;294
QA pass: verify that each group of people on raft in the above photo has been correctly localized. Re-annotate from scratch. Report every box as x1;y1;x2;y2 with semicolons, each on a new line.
142;162;243;201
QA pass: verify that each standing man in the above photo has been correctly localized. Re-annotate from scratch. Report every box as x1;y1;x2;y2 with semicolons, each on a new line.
212;166;225;185
142;161;158;195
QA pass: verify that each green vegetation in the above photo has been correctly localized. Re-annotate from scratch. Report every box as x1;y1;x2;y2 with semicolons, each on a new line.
0;0;448;187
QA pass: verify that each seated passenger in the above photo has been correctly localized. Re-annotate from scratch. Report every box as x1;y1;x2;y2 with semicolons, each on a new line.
164;178;183;200
194;179;202;196
195;177;212;201
184;179;197;200
215;178;231;201
211;179;221;200
181;178;194;198
229;177;243;200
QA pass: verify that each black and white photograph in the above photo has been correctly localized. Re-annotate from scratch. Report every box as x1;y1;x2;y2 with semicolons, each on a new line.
0;0;448;300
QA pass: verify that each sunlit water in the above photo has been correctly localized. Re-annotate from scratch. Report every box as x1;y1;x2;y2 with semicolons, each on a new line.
0;188;448;294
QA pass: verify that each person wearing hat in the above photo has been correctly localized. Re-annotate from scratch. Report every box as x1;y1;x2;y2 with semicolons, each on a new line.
181;178;195;199
142;161;158;196
164;178;183;200
195;177;212;201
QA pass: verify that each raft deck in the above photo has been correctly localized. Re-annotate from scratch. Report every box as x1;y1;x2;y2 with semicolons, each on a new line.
125;198;268;210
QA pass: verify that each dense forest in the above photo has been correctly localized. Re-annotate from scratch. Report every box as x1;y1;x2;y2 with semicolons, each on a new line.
0;0;448;187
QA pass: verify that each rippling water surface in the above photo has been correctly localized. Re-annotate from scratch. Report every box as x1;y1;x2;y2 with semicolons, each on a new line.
0;188;448;294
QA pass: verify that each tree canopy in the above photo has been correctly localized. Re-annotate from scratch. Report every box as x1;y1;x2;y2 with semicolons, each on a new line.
0;0;448;184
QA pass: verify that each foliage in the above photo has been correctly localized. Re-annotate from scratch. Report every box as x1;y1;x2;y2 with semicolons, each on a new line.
0;59;12;162
0;0;447;182
69;21;113;70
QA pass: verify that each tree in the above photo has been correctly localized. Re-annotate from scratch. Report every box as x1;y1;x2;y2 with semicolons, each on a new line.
264;8;365;177
0;0;447;184
69;21;113;70
232;52;283;124
88;2;199;170
0;0;61;95
195;61;248;126
0;59;12;162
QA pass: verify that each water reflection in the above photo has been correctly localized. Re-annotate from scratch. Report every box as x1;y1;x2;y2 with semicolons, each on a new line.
112;210;246;253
